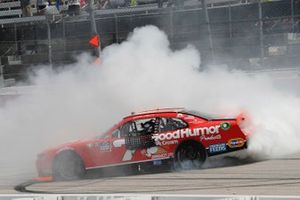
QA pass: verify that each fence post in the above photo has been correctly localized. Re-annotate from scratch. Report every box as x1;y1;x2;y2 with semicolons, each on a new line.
14;24;18;55
62;18;66;53
202;0;214;62
291;0;295;33
0;65;3;88
47;20;53;70
228;3;232;39
88;0;101;58
16;24;22;55
258;0;264;66
114;14;119;43
169;8;174;42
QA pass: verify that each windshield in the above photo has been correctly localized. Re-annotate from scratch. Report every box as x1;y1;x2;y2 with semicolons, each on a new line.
94;122;121;139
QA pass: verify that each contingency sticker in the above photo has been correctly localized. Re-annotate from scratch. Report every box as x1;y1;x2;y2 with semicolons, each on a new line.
99;142;111;151
220;122;231;131
209;143;227;153
228;138;245;148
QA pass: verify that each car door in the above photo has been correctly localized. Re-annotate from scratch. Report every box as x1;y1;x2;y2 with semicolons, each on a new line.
87;122;141;168
86;135;115;167
143;117;188;159
110;118;159;164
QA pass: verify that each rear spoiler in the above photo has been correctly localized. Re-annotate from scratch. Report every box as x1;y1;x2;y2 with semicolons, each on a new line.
209;112;247;124
237;112;246;125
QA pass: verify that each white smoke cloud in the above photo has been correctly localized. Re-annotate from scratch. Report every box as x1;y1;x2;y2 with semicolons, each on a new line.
0;25;300;184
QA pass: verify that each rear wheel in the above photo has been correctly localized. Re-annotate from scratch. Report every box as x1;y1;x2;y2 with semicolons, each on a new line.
53;151;86;181
174;141;206;170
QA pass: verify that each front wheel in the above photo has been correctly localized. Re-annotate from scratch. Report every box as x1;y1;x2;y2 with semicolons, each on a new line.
174;141;206;170
53;151;86;181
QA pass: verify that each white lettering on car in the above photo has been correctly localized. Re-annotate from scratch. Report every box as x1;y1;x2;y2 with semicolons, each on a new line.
200;134;221;140
162;140;178;145
152;125;221;141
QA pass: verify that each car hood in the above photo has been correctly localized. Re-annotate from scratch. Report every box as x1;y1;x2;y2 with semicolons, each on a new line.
39;138;94;155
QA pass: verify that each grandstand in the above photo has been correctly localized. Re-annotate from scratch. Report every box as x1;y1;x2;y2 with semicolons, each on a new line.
0;0;38;19
1;0;300;87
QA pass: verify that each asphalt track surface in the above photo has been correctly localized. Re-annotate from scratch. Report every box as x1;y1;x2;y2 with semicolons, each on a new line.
6;153;300;195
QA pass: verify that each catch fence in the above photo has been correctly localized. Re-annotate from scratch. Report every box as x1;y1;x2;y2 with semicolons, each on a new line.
1;0;300;86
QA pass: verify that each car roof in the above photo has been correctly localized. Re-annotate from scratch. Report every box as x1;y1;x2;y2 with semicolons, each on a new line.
124;107;185;119
124;108;227;121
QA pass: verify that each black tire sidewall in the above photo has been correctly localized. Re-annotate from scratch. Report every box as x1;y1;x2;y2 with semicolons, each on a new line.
174;141;206;170
53;151;85;181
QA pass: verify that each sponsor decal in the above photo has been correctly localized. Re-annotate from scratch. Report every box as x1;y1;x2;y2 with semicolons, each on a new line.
152;126;221;141
162;140;178;145
151;153;169;159
184;115;195;120
87;143;94;148
200;134;221;141
177;113;183;117
228;138;245;148
123;144;171;162
99;142;111;151
209;143;227;153
153;160;162;165
190;120;202;124
220;122;231;130
143;146;168;158
87;142;112;151
156;140;179;146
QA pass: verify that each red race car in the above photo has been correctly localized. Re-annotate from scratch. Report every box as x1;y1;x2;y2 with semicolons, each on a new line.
36;108;249;180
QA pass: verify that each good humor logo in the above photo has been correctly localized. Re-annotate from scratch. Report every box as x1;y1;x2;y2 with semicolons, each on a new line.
152;125;221;141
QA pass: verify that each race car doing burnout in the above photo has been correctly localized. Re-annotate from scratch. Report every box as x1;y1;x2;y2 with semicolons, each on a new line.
36;108;249;180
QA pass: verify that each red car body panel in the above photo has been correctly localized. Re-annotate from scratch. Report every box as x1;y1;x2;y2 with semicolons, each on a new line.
36;108;248;177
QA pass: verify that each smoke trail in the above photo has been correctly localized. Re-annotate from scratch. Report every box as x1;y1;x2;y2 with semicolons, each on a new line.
0;25;299;184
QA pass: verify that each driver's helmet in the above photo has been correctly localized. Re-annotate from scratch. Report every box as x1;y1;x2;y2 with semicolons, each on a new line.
142;119;155;133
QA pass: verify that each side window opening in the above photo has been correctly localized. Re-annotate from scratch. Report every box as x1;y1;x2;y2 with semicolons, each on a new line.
120;122;131;138
122;118;158;150
159;118;188;132
172;118;188;129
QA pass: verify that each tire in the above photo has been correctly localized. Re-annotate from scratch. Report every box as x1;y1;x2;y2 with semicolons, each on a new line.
174;141;206;170
53;151;86;181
